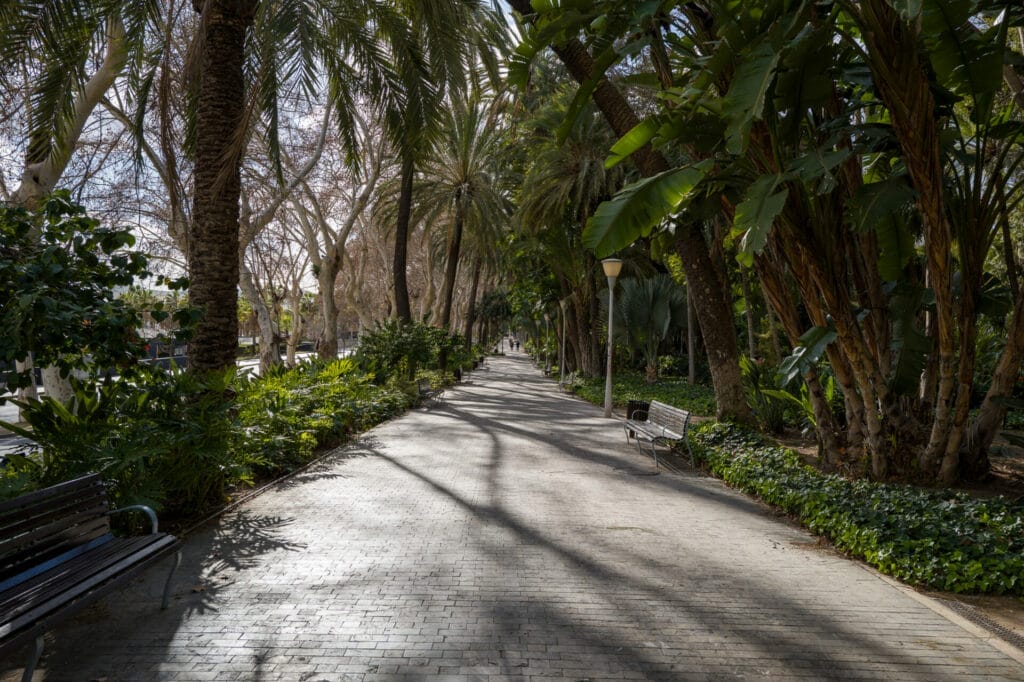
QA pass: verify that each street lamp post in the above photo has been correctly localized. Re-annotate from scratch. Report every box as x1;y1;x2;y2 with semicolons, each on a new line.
543;312;551;374
602;258;622;417
558;298;568;389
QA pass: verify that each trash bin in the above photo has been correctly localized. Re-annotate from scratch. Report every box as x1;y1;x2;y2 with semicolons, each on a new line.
626;400;649;439
627;400;650;421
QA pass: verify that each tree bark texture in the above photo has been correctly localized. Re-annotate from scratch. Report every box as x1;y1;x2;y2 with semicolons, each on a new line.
188;0;255;373
961;294;1024;479
439;211;465;329
393;152;415;323
463;257;483;347
859;0;958;480
238;259;281;372
317;253;341;360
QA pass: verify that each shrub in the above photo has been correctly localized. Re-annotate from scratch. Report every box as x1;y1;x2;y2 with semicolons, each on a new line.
235;358;411;476
0;366;242;513
0;358;414;520
691;422;1024;595
355;320;470;382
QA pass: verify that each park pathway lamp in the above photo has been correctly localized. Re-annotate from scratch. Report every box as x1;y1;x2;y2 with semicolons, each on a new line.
543;312;551;374
558;298;568;389
602;258;623;417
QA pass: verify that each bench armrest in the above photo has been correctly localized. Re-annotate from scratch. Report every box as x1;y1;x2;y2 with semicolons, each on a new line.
108;505;160;534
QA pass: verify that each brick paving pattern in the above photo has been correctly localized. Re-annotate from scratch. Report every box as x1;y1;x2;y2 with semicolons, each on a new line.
3;355;1022;680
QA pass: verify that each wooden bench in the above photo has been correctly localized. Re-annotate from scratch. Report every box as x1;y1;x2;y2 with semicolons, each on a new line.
417;379;443;404
0;474;181;682
622;400;693;468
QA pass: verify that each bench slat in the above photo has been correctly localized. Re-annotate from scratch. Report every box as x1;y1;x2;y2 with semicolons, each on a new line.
0;474;181;677
0;513;111;579
0;534;177;641
0;474;103;518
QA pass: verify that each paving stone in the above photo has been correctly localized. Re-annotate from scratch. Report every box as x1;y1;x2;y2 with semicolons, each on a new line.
2;355;1022;681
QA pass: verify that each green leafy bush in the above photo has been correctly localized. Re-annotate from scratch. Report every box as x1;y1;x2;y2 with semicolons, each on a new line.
740;356;790;433
1;359;413;520
0;192;193;389
691;422;1024;595
569;372;716;416
1;366;242;513
235;358;411;475
355;320;471;382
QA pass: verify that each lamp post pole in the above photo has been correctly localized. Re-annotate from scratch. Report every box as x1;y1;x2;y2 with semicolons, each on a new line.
602;258;622;417
558;299;567;389
543;312;551;374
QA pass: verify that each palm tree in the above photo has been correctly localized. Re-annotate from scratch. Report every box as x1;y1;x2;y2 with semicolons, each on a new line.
2;0;429;373
416;98;512;331
516;88;626;376
383;1;509;323
614;275;687;384
0;1;152;207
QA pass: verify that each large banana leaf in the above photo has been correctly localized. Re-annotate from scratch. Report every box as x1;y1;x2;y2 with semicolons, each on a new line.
786;148;852;196
845;176;918;233
918;0;1006;121
773;25;834;139
723;40;781;154
845;176;918;280
605;118;660;169
732;173;789;267
778;324;838;388
582;160;712;257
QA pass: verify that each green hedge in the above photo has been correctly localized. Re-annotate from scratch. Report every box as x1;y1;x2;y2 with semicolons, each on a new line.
691;422;1024;595
569;373;717;416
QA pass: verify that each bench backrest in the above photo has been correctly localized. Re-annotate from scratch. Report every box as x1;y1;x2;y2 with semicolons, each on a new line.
648;400;691;435
0;474;111;586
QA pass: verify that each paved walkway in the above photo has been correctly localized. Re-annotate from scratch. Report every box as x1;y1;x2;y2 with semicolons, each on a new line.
4;355;1023;681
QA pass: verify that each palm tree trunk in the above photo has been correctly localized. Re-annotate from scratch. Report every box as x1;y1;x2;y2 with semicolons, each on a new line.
439;212;465;329
997;178;1020;301
188;0;255;373
961;293;1024;478
393;152;415;323
756;256;845;464
859;0;958;480
741;267;757;358
687;290;696;384
463;257;483;347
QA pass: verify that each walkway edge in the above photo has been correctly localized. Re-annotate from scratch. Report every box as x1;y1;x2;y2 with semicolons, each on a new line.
867;567;1024;665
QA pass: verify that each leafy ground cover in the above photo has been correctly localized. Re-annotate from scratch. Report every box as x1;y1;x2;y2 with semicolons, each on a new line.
569;372;717;416
690;422;1024;595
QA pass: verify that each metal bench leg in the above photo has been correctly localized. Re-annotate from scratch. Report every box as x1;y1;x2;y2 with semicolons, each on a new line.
23;635;44;682
162;549;182;610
